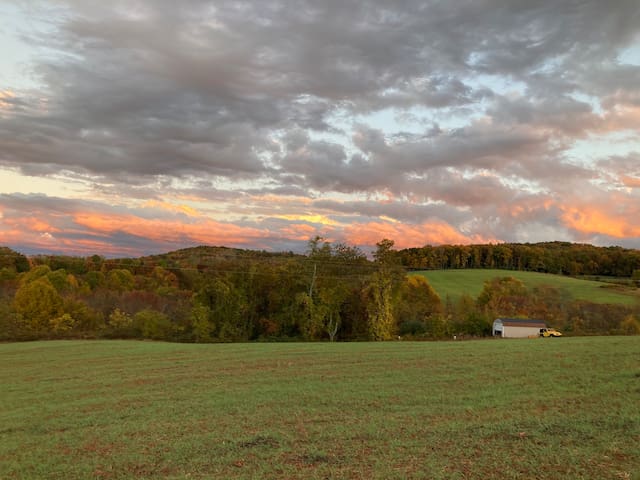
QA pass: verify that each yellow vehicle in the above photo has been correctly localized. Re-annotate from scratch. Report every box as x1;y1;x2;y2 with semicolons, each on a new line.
539;327;562;337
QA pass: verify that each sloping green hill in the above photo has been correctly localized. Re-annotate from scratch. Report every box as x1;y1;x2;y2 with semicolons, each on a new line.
412;269;639;305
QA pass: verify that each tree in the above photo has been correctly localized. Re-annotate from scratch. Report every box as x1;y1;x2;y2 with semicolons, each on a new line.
477;276;531;318
450;293;482;336
365;271;395;340
298;237;358;341
620;314;640;335
461;311;492;336
195;277;249;341
49;313;76;334
106;269;135;292
19;264;51;285
0;247;29;272
47;269;73;294
0;298;19;340
190;304;213;343
395;275;443;337
365;239;405;340
13;278;64;336
149;266;179;295
134;309;174;340
107;308;134;337
298;282;348;341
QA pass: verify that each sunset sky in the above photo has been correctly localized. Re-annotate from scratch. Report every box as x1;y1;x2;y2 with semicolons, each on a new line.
1;1;640;257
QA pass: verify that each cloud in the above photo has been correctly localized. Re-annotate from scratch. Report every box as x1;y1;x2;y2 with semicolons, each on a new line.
0;193;272;256
343;220;496;250
1;1;640;253
560;192;640;239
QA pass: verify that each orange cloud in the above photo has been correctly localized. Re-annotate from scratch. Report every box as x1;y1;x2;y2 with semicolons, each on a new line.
600;103;640;132
72;212;269;246
0;228;60;251
621;175;640;188
252;194;313;206
55;238;142;257
141;200;200;217
279;223;321;240
0;90;15;111
4;216;59;234
344;220;496;248
561;205;640;238
274;214;339;226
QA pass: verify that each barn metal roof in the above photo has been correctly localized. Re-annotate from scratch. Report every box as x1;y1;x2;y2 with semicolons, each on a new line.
495;318;546;327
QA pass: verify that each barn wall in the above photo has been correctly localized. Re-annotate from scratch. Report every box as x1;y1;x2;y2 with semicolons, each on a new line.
492;320;503;336
502;326;540;338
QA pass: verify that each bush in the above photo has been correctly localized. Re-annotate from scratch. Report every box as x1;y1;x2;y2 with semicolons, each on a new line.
398;320;427;336
107;308;135;338
461;312;492;336
619;315;640;335
134;309;174;340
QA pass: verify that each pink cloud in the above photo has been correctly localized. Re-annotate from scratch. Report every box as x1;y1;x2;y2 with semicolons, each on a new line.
344;220;496;249
72;213;270;246
561;205;640;238
557;189;640;239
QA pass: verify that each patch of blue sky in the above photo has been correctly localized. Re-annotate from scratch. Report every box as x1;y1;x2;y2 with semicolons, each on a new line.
303;109;358;157
457;167;545;195
311;191;372;205
307;129;352;147
308;105;484;166
357;108;419;133
499;175;547;195
338;105;479;136
467;73;528;97
0;4;38;87
530;53;569;76
568;92;603;115
0;3;63;90
566;130;640;164
617;43;640;66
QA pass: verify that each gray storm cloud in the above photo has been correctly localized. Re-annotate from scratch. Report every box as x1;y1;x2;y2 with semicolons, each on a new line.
1;0;640;253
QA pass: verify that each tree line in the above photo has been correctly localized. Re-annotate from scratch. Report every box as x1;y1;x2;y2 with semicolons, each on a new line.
398;241;640;278
0;240;638;342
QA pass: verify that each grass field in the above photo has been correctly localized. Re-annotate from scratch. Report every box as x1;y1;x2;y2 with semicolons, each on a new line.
412;269;640;305
1;339;639;479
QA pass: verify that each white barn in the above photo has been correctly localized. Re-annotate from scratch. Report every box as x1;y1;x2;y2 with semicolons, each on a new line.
493;318;546;338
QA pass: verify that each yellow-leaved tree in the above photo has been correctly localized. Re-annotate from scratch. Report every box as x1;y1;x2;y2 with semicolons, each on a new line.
366;239;405;341
13;278;64;336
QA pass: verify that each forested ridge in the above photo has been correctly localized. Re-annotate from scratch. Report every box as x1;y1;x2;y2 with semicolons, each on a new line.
1;240;639;342
399;241;640;277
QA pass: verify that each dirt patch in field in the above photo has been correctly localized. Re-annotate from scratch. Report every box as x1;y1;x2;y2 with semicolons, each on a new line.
238;434;280;449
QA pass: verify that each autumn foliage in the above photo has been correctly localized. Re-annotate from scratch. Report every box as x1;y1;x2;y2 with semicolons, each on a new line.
0;240;638;342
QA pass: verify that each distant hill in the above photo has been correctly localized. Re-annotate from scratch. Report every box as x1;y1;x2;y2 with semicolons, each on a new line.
140;245;303;266
412;269;639;306
398;241;640;278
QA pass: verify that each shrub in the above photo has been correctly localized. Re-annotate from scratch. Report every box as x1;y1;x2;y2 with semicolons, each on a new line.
134;309;174;340
398;320;427;336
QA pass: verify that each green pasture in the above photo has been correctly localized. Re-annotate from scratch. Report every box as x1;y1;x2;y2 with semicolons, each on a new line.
1;338;639;479
413;268;640;305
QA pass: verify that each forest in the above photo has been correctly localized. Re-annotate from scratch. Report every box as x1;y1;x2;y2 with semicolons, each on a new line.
1;240;639;342
399;241;640;277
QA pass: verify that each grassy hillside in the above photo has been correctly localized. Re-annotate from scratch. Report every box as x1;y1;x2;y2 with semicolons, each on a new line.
1;339;638;479
412;269;640;305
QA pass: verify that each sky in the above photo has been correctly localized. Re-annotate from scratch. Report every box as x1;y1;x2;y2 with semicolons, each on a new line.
1;0;640;257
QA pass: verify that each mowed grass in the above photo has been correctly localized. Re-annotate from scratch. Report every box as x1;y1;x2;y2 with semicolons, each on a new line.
413;269;640;305
1;338;639;480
